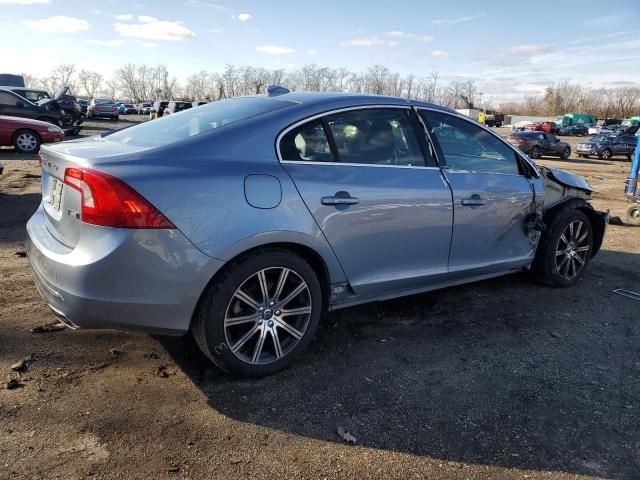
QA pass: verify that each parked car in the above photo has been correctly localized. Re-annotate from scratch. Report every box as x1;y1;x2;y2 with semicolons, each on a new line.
120;104;137;114
137;102;153;114
27;90;607;377
524;123;542;131
576;134;637;160
0;115;64;153
540;121;559;134
152;100;169;118
164;101;192;115
88;98;119;120
3;87;83;130
558;124;588;136
77;99;88;114
192;101;208;108
507;131;571;159
0;88;64;126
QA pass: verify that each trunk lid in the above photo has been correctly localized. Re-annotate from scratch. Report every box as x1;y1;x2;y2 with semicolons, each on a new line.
39;137;150;248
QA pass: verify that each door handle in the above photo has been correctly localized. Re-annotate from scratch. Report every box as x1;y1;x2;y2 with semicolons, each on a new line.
321;194;359;206
461;195;486;206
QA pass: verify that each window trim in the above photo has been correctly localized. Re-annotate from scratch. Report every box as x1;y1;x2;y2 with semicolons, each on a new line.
276;105;438;170
416;107;539;178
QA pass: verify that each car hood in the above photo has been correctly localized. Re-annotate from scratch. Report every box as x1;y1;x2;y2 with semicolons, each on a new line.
0;115;58;129
542;166;592;193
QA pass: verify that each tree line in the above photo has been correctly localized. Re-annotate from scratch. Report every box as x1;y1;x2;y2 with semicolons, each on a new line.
23;63;640;119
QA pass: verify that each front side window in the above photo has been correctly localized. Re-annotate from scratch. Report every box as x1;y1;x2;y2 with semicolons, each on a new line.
325;108;425;166
420;110;520;175
280;121;334;162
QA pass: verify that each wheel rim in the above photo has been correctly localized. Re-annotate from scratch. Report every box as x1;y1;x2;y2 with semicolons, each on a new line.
555;220;590;280
531;148;539;159
224;267;312;365
630;207;640;220
602;150;610;159
16;133;37;151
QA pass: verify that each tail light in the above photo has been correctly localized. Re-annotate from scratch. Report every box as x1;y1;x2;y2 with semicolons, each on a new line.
63;167;175;229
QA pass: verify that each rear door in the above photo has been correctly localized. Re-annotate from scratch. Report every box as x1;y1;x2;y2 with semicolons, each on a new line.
279;107;453;297
419;109;539;277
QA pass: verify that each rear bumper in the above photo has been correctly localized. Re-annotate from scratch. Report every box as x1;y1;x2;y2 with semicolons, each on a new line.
26;205;224;335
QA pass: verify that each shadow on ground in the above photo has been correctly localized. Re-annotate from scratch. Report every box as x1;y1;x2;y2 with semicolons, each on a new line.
161;255;640;480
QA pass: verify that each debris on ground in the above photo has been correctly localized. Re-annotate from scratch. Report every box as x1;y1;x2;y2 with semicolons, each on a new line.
549;331;563;339
337;427;357;444
156;365;170;378
167;464;180;473
608;216;624;226
144;352;160;359
6;378;23;390
10;355;32;372
30;322;66;333
109;348;123;357
14;251;27;257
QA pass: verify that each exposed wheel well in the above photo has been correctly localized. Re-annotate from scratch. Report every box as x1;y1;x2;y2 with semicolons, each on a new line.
542;198;606;257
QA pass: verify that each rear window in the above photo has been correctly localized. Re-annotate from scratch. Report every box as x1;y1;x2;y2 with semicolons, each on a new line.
107;97;293;148
95;99;114;104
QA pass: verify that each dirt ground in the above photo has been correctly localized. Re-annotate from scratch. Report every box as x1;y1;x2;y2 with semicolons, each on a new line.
1;119;639;480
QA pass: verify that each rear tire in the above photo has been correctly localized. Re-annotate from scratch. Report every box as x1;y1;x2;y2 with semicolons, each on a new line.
192;248;323;377
561;147;571;160
531;208;594;287
530;146;540;159
12;129;41;153
599;149;611;160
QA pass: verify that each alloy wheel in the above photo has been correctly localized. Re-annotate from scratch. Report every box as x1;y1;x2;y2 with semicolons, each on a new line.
555;220;590;280
16;133;37;152
601;149;611;160
224;267;312;365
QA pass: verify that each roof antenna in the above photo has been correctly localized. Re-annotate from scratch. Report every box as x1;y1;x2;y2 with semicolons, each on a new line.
267;85;290;96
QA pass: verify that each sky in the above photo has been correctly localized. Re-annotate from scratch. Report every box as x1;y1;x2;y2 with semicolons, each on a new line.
1;0;639;104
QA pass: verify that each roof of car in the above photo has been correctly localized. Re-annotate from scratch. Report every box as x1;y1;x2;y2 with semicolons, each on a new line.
266;91;456;113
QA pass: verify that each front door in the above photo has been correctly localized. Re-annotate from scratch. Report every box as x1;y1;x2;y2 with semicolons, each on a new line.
419;109;539;277
279;107;453;297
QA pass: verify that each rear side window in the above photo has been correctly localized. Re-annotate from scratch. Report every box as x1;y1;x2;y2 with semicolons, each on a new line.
0;92;16;105
107;97;292;148
325;108;425;166
280;121;334;162
421;110;520;175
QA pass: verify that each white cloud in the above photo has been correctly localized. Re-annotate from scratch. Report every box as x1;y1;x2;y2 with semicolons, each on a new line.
115;14;133;20
256;44;295;55
384;31;433;43
0;0;49;3
141;42;157;48
114;17;195;41
307;49;317;55
237;13;251;21
341;36;398;47
88;39;125;47
430;14;485;26
431;50;449;58
23;16;90;33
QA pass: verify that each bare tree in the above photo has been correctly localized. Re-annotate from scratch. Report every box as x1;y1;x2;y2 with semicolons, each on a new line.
78;70;103;99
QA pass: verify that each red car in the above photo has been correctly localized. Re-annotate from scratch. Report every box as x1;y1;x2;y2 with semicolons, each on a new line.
0;115;64;153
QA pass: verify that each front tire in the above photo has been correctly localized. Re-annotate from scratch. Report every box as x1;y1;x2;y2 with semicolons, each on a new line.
531;208;593;287
192;249;323;377
561;147;571;160
13;129;41;153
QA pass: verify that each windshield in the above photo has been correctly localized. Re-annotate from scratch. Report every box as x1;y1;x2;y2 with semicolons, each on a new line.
590;135;610;143
107;96;293;148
